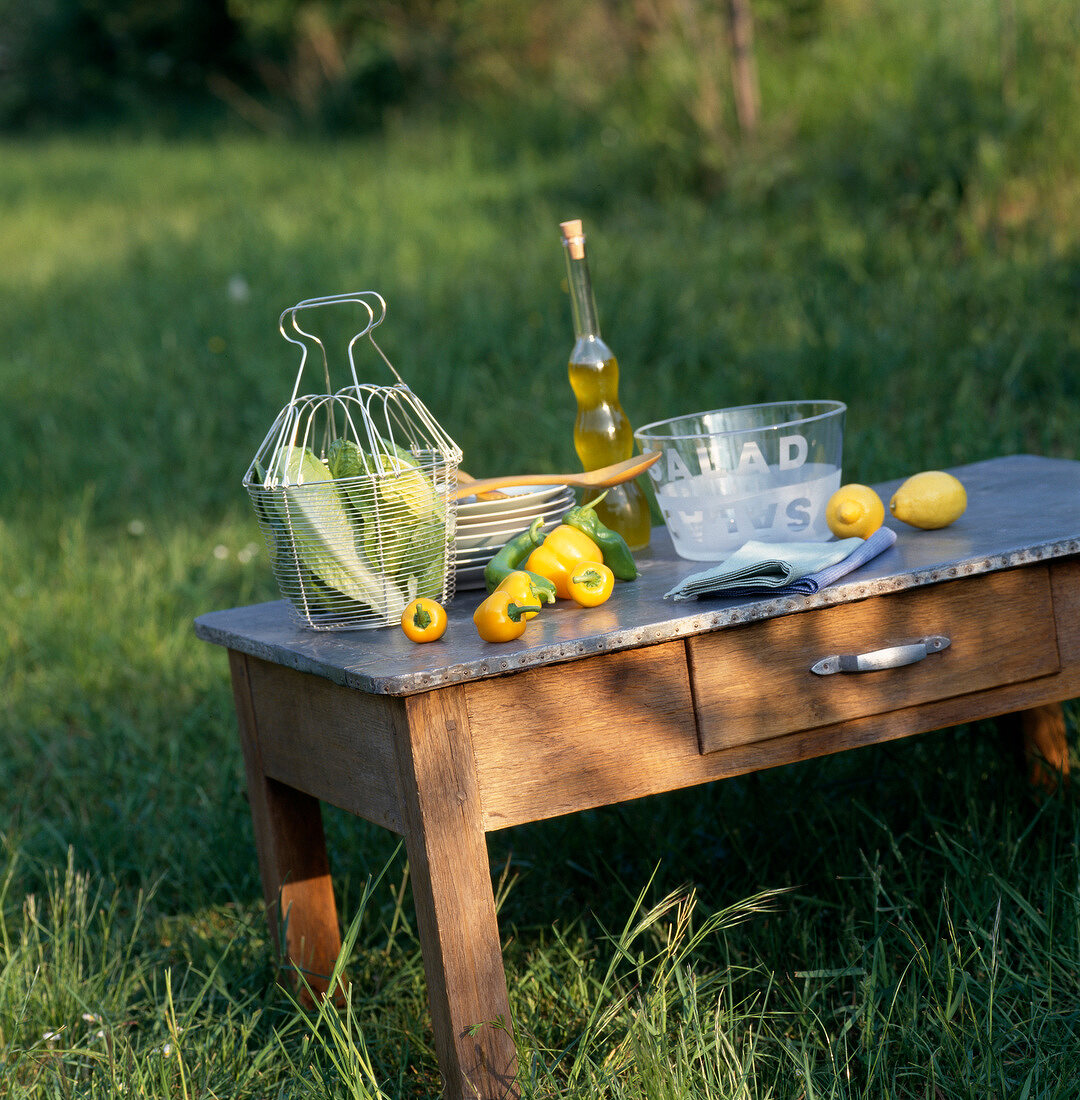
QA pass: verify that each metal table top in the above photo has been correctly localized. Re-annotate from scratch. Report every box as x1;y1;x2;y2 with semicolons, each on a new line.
194;454;1080;696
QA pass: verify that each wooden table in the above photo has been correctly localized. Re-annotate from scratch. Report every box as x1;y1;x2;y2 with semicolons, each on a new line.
195;454;1080;1100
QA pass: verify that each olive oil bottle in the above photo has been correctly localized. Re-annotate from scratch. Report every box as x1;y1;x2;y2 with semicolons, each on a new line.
559;219;651;550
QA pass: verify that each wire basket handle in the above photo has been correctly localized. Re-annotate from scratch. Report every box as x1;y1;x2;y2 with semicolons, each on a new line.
279;291;404;403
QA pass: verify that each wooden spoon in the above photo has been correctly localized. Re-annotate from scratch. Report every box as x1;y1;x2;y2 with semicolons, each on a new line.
455;470;509;502
449;451;662;501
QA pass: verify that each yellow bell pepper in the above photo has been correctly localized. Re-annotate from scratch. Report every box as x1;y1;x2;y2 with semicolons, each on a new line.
567;561;615;607
525;524;603;600
493;570;551;620
473;589;542;643
401;597;448;642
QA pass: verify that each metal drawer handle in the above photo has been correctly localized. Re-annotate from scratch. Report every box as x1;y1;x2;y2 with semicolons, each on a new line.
810;635;951;676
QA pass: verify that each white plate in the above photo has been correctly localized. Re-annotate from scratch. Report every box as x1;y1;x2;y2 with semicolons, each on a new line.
456;488;574;527
453;550;499;568
453;552;507;572
455;503;572;547
453;569;489;592
453;558;490;576
454;560;490;576
455;482;567;518
456;492;574;529
453;538;501;559
452;559;491;577
455;488;575;529
456;528;543;554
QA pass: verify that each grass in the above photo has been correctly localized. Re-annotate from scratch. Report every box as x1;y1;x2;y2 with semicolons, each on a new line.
3;2;1080;1093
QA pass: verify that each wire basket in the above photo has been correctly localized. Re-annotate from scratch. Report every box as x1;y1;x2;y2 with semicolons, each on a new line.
243;292;462;630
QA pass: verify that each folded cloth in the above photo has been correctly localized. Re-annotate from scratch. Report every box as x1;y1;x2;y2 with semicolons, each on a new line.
664;525;898;602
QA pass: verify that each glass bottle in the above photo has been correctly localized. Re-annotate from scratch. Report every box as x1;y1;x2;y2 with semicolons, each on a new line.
560;219;652;550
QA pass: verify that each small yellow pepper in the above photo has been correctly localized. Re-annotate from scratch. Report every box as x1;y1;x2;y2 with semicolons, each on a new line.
401;597;447;643
567;561;615;607
493;570;551;620
473;589;542;643
525;524;603;600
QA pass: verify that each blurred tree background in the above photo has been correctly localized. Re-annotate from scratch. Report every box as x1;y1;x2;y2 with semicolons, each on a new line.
0;1;909;181
1;0;781;155
0;0;782;135
4;0;1077;200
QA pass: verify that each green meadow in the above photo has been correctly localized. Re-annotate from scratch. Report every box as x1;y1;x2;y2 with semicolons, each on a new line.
3;1;1080;1094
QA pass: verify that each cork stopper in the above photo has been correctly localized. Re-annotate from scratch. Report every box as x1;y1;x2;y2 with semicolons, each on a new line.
560;219;586;259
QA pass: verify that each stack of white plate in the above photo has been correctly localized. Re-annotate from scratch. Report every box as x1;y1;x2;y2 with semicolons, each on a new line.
453;484;576;591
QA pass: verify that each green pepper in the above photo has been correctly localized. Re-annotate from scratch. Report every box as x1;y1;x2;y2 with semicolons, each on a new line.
562;491;638;581
483;518;559;601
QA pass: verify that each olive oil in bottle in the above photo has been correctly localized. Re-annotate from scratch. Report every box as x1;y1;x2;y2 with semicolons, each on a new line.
560;219;652;550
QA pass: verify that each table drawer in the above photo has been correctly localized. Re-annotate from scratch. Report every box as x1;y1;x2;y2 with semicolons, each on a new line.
688;565;1061;754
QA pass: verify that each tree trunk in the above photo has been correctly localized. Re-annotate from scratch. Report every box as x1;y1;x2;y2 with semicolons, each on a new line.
999;0;1017;108
726;0;760;137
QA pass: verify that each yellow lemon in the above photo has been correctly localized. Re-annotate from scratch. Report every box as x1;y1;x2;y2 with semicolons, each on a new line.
825;484;885;539
889;470;967;529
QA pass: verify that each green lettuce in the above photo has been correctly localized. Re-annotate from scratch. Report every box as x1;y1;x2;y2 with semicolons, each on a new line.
270;445;407;622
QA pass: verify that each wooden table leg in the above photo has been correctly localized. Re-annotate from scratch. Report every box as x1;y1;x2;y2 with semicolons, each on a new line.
229;651;344;1003
1018;701;1070;792
393;685;520;1100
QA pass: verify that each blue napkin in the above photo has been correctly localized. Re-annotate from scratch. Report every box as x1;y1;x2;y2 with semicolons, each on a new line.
664;525;897;602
